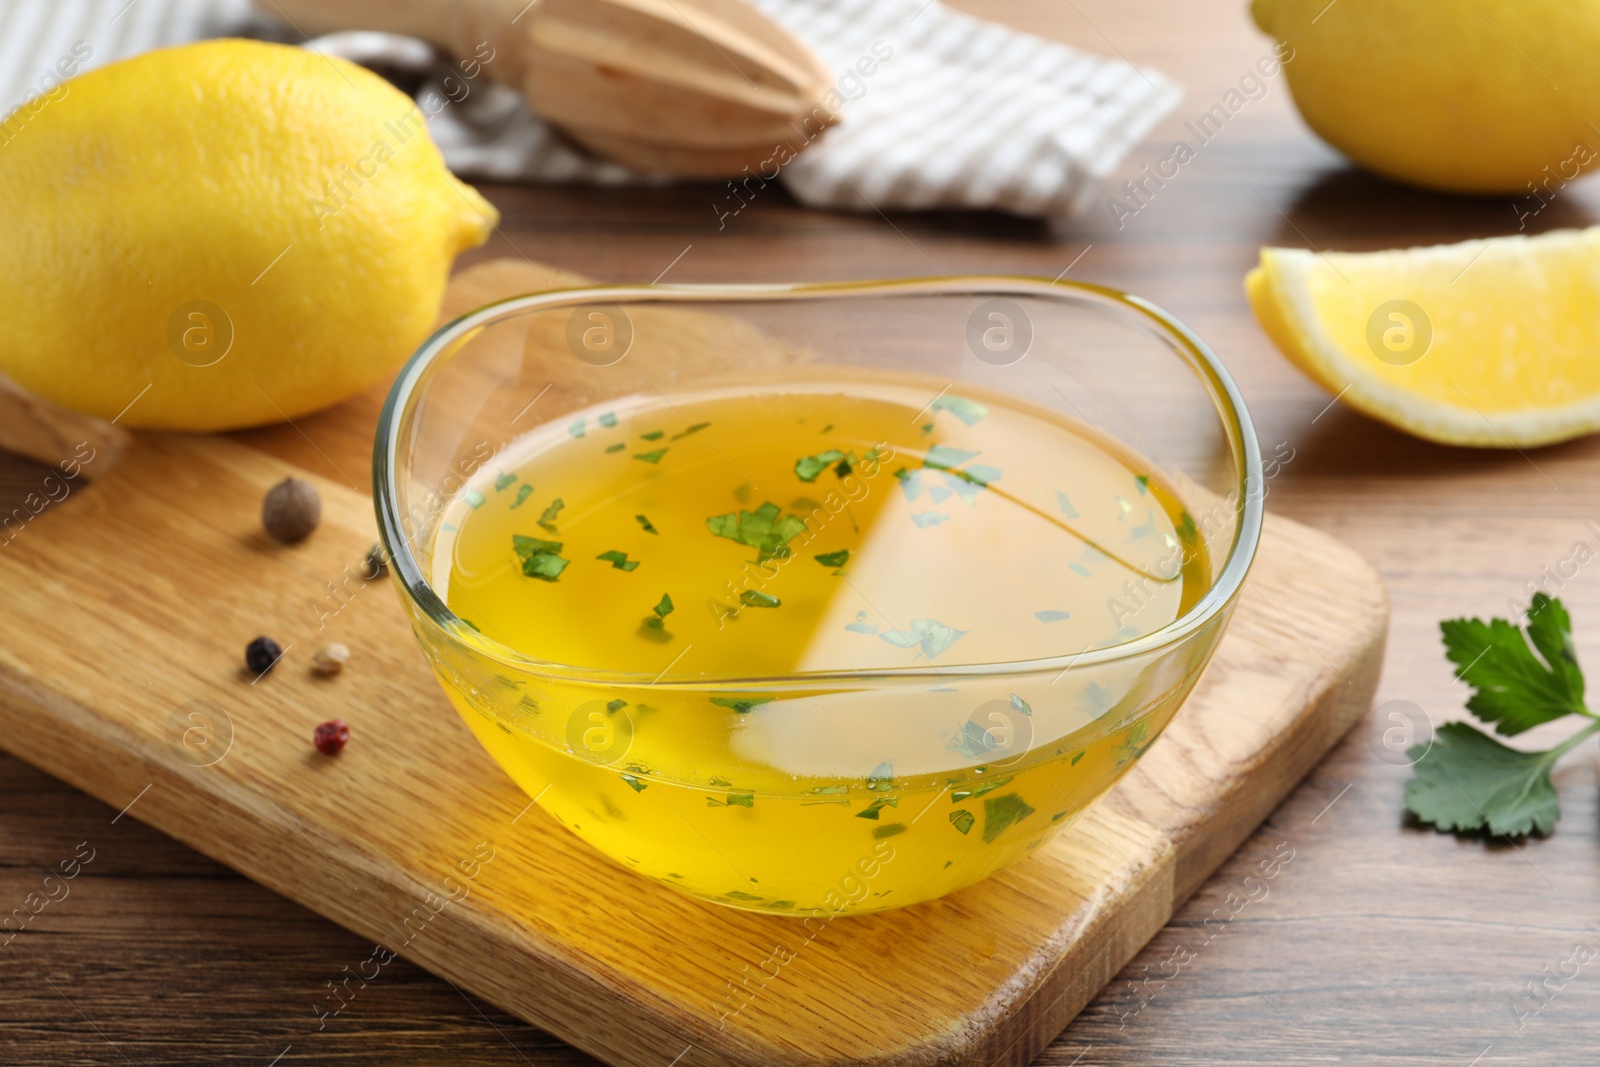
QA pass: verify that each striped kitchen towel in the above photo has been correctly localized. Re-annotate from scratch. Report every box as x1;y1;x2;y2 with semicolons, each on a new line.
0;0;1180;217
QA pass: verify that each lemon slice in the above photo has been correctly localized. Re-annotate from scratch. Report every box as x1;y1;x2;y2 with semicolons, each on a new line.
1246;227;1600;447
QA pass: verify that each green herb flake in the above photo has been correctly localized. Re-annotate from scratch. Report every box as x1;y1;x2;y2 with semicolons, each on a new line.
597;550;639;571
952;776;1013;803
1177;512;1198;544
522;553;568;581
636;514;659;535
605;699;628;713
597;412;618;428
671;421;711;439
845;611;878;634
1115;721;1153;766
879;618;967;659
653;593;674;618
893;467;922;502
911;512;949;528
640;430;666;441
931;394;989;426
921;422;934;434
982;793;1036;843
537;497;565;532
1135;474;1151;494
711;696;773;714
1036;610;1072;623
873;823;907;839
620;773;648;793
568;418;586;438
795;449;847;482
1070;750;1085;765
709;776;733;788
605;442;626;453
815;549;851;569
494;472;517;492
739;590;781;608
964;464;1001;486
726;794;755;808
866;761;894;791
1010;693;1033;717
855;797;899;820
512;534;568;581
724;889;761;900
811;784;849;795
509;484;533;509
706;501;808;562
923;445;979;471
464;488;486;509
949;809;975;835
1057;491;1080;519
634;448;668;464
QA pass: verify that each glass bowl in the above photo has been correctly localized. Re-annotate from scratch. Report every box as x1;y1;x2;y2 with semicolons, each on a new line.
373;277;1263;916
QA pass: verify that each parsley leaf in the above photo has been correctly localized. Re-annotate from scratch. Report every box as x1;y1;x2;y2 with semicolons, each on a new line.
597;550;639;571
795;449;846;482
513;535;568;581
636;514;658;535
634;448;668;464
982;793;1036;843
923;445;978;470
739;590;781;608
1405;722;1576;837
537;497;564;532
653;594;674;618
879;618;967;659
706;501;807;562
931;394;988;425
509;484;533;509
640;430;665;441
814;549;850;570
711;696;773;714
1405;595;1600;839
1441;594;1585;736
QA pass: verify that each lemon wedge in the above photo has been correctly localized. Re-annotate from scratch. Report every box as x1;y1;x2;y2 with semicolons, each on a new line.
1246;228;1600;447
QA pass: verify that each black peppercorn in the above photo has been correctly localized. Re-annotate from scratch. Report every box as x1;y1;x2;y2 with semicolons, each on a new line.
245;635;283;675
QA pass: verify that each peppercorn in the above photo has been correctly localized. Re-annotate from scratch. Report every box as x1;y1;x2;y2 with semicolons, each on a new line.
311;642;350;677
262;477;321;544
245;635;283;675
314;719;350;756
362;542;389;580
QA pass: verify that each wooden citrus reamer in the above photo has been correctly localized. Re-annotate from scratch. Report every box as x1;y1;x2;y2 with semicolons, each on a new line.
269;0;839;177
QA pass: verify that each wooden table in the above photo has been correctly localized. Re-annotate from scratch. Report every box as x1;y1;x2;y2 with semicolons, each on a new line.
5;1;1598;1063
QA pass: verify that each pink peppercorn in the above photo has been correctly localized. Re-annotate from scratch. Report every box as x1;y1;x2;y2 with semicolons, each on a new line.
313;719;349;756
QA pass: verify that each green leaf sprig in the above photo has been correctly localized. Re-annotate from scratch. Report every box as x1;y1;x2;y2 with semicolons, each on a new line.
1405;594;1600;838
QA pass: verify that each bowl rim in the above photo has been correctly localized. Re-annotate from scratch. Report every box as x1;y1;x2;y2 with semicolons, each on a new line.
373;275;1265;688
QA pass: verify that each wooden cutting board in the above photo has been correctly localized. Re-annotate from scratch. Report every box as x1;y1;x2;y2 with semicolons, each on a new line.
0;259;1386;1067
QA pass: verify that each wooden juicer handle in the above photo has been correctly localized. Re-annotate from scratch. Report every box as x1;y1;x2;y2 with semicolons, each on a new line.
266;0;839;177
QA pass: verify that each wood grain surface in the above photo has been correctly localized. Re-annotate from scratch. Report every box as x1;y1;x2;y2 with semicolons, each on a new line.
4;0;1600;1064
0;255;1383;1066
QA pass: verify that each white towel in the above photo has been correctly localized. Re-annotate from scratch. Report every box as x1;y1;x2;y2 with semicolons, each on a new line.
0;0;1180;217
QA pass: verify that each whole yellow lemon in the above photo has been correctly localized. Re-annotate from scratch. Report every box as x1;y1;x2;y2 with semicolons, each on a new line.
0;39;496;430
1252;0;1600;196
